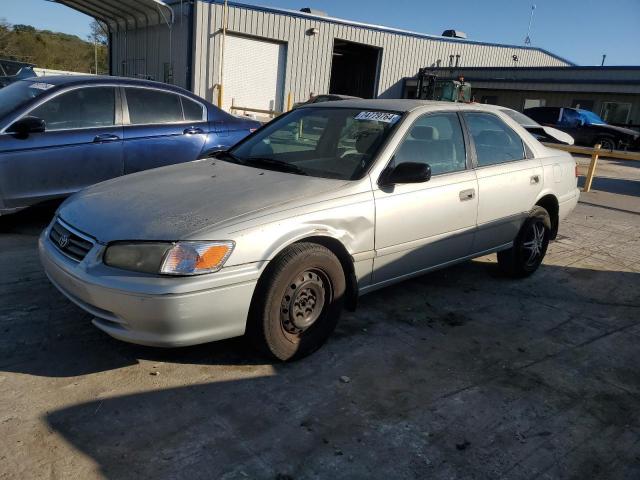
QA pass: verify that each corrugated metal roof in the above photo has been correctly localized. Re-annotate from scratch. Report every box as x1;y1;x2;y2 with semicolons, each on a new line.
204;0;576;66
53;0;174;30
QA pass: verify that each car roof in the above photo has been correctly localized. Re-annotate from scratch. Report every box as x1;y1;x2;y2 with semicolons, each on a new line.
16;75;196;96
304;98;460;112
304;98;526;114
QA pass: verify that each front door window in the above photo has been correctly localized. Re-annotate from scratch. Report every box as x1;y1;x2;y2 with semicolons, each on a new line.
30;87;116;131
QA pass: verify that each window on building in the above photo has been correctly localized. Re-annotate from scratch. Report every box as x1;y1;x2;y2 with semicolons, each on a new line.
393;113;466;175
601;102;632;125
30;87;116;131
523;98;546;110
464;113;525;166
125;88;184;124
181;97;205;121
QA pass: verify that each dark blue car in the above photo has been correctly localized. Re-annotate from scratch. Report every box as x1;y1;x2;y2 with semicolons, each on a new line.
0;75;260;215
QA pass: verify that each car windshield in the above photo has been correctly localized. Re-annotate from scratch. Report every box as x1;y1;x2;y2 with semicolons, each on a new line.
229;107;402;180
0;79;53;119
578;109;606;125
500;108;540;127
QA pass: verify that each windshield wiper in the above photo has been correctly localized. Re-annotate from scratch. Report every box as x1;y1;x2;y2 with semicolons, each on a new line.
216;150;245;165
244;157;309;176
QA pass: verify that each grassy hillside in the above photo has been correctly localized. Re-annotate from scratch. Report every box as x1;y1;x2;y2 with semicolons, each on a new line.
0;20;108;74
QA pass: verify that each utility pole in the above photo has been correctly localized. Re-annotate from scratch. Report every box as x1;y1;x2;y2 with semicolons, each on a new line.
524;4;536;45
601;54;606;66
94;36;98;74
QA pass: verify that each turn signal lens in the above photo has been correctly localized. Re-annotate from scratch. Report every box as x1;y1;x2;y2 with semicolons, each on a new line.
160;241;234;275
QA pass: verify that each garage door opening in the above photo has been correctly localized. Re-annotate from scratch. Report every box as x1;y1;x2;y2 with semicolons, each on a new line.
222;35;287;112
329;40;380;99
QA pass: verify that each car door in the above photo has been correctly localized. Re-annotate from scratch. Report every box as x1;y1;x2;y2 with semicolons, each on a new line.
462;112;543;253
0;85;123;209
372;111;478;285
122;87;208;174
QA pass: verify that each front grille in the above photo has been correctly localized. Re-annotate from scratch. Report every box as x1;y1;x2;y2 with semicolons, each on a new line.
49;219;94;262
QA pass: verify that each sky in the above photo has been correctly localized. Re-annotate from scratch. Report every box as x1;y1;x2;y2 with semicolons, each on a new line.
2;0;640;66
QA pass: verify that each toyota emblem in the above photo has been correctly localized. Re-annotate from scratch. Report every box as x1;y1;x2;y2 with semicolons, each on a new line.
58;234;70;249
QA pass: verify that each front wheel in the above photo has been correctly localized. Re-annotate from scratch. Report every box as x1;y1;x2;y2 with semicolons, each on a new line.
247;242;346;361
497;206;551;278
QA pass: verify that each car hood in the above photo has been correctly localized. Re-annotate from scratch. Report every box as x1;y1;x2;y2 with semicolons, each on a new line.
58;159;350;243
593;124;639;137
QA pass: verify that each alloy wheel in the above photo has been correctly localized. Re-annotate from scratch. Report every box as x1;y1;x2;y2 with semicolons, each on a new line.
522;221;546;267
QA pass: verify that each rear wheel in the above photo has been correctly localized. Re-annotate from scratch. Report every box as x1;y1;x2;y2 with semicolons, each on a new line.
497;206;551;278
247;242;345;361
596;137;616;150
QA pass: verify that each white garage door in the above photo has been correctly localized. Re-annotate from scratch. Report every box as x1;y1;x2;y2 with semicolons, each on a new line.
222;35;286;113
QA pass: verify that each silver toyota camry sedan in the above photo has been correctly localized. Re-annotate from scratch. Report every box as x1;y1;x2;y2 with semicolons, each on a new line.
39;100;579;360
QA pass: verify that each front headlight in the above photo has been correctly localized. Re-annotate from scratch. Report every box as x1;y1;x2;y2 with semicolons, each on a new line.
104;241;234;276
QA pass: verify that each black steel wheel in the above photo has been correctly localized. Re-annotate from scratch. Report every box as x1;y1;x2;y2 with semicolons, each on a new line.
498;206;551;278
597;137;616;151
247;242;345;361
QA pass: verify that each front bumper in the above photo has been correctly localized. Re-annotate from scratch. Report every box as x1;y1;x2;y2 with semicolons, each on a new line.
38;226;261;347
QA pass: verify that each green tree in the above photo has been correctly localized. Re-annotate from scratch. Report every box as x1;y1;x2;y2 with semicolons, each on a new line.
0;20;108;74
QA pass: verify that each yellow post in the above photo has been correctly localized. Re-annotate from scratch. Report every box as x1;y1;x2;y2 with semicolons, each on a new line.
583;143;601;193
217;84;223;108
286;92;293;112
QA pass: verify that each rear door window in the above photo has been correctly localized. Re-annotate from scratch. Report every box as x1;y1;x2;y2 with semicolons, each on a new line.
30;87;116;131
181;97;205;121
464;113;525;166
125;88;184;125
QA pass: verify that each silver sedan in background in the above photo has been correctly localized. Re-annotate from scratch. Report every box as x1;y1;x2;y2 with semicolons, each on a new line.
39;100;579;360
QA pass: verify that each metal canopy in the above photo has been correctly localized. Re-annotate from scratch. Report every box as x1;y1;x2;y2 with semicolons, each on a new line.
53;0;174;31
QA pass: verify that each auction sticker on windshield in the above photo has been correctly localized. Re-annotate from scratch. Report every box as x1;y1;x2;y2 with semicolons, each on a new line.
355;111;401;123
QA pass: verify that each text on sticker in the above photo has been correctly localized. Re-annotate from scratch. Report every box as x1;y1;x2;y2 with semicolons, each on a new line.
355;111;400;123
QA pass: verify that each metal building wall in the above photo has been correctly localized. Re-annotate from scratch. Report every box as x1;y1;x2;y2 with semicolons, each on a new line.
110;2;192;88
192;1;571;105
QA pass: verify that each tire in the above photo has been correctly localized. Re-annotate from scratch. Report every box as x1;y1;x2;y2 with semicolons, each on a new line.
247;242;346;361
596;137;616;151
497;206;551;278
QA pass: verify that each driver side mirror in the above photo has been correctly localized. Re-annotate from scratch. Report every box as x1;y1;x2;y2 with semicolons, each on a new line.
380;161;432;186
8;116;46;138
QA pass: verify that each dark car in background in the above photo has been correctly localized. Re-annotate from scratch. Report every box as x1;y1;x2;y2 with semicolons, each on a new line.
524;106;640;151
491;106;575;145
0;75;260;215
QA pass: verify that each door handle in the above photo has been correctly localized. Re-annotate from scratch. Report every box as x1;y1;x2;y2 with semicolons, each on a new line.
530;175;540;184
93;133;120;143
183;127;204;135
459;189;475;201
